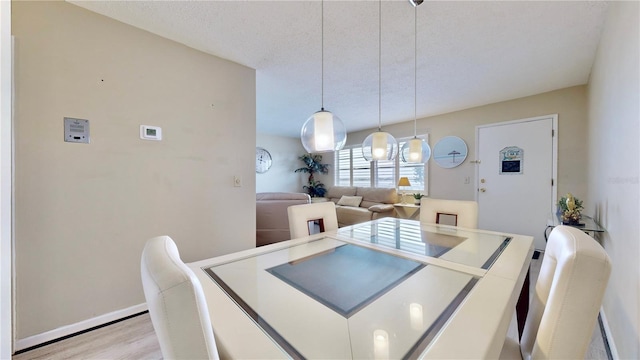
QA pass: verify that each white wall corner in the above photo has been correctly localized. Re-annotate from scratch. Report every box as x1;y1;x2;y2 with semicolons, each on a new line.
0;1;13;358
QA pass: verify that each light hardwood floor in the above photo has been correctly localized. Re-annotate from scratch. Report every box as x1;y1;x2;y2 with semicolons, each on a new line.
13;256;610;359
13;314;162;360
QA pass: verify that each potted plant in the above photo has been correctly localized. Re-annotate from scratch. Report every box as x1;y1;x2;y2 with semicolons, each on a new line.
412;193;424;205
558;193;583;225
295;153;329;198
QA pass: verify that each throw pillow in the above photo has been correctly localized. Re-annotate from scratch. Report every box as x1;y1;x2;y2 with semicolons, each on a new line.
337;195;363;207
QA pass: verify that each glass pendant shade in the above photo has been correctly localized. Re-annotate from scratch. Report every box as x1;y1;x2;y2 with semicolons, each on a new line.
301;109;346;153
362;131;398;161
401;137;431;163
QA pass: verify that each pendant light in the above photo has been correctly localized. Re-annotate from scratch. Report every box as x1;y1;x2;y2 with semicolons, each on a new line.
301;0;347;153
362;0;398;162
401;0;431;163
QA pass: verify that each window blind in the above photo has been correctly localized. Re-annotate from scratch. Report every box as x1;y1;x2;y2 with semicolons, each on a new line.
334;136;428;194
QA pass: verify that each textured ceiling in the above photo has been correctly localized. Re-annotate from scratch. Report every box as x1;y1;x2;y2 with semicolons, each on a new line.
68;0;609;138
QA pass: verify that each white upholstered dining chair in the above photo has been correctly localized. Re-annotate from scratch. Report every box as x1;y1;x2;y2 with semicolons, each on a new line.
420;198;478;228
500;225;611;360
141;236;220;360
288;201;339;239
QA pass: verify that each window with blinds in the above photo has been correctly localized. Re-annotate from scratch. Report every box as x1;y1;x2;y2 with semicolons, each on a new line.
334;136;428;194
336;148;351;186
352;148;371;187
399;159;425;192
375;160;395;188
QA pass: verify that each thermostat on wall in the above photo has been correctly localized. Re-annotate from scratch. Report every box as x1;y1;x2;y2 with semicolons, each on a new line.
140;125;162;141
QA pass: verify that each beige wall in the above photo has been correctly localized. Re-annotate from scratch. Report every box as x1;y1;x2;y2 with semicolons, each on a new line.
587;2;640;358
332;85;588;201
12;1;256;340
256;133;306;193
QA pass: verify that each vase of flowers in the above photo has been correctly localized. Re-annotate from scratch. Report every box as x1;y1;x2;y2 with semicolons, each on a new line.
558;193;583;225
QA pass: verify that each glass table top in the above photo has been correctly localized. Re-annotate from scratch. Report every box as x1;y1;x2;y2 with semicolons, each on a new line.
204;236;478;359
336;218;512;270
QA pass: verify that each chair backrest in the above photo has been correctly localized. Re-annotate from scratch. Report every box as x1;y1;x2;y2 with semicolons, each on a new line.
420;198;478;228
288;201;339;239
141;236;219;360
520;226;611;360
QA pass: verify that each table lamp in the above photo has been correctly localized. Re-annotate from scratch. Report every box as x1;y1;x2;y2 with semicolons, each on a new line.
398;177;411;204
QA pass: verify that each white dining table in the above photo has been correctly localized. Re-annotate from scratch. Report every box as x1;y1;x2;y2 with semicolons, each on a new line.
189;217;533;359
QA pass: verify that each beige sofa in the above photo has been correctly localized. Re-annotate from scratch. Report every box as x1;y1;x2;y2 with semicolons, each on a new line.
325;186;397;227
256;192;310;247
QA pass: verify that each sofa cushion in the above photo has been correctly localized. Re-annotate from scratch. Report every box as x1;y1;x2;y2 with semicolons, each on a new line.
337;195;363;207
326;186;399;227
335;206;372;227
357;187;398;208
326;186;357;203
368;204;395;212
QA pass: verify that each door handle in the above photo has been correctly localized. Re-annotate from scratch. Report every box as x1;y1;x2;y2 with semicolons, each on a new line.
479;188;486;193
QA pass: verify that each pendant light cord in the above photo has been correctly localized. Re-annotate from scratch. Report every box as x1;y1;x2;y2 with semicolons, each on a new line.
321;0;325;111
413;3;418;138
378;0;382;131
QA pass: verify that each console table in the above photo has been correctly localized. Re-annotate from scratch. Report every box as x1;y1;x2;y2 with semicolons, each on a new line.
545;213;606;241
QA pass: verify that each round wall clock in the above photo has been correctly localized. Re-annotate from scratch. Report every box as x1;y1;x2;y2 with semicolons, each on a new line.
433;136;468;168
255;147;273;173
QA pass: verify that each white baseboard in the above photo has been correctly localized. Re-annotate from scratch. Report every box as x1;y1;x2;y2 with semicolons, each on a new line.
14;303;147;352
600;307;619;360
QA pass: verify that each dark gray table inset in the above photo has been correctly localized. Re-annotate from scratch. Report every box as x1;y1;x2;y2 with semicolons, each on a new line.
267;244;425;318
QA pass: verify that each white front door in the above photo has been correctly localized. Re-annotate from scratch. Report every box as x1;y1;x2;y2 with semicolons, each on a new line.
476;115;557;250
